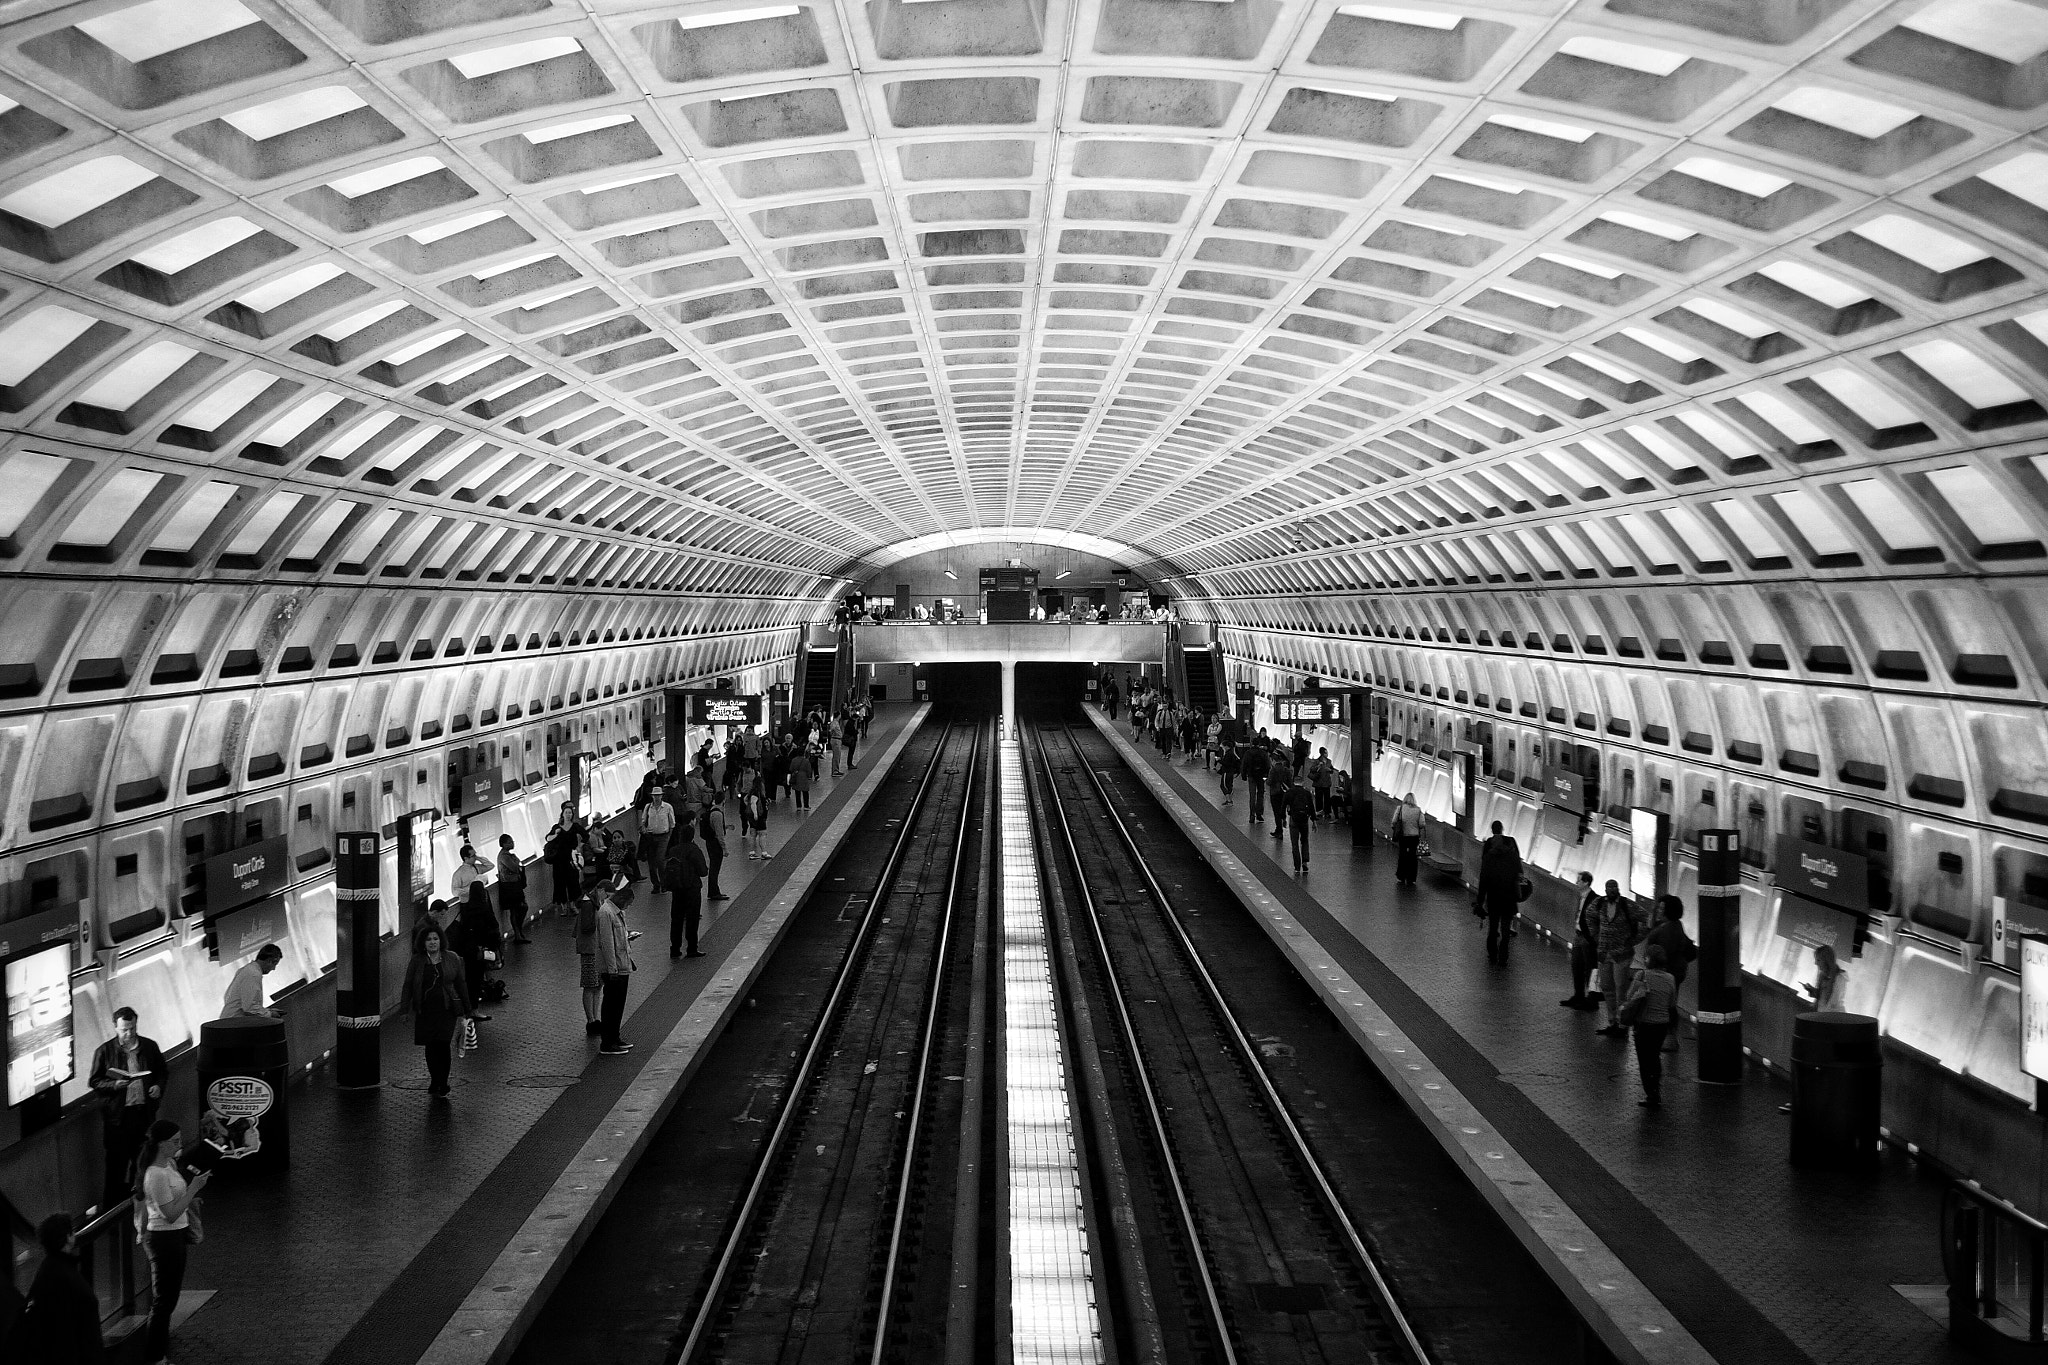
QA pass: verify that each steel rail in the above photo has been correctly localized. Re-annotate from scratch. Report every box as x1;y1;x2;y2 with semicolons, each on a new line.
676;716;970;1365
1028;723;1240;1365
870;718;985;1364
1055;721;1435;1365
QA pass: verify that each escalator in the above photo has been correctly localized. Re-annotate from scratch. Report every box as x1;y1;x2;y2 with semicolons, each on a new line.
1182;645;1220;717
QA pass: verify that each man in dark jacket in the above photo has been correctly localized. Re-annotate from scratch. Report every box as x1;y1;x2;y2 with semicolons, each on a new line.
664;827;711;959
88;1008;166;1204
1645;895;1698;1051
1475;822;1524;966
1242;742;1271;824
1286;778;1317;873
1560;872;1600;1011
15;1212;103;1363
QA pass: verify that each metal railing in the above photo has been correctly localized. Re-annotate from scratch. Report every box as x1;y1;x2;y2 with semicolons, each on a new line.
1945;1181;2048;1358
76;1197;149;1335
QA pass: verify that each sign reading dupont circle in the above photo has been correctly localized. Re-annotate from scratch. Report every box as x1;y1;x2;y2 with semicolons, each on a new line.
458;768;502;816
1544;766;1586;815
206;1074;275;1122
204;835;289;913
1774;835;1870;914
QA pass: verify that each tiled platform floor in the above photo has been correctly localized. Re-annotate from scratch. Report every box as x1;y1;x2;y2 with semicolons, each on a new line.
161;709;909;1365
1105;714;1971;1365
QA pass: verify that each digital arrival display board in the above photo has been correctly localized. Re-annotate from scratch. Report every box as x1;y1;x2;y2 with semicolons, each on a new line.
1274;693;1345;725
689;693;763;726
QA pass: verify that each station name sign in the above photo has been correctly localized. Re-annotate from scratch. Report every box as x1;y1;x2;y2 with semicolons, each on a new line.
1544;766;1586;815
1774;835;1869;915
689;693;762;726
1275;694;1344;725
458;768;502;817
205;835;290;913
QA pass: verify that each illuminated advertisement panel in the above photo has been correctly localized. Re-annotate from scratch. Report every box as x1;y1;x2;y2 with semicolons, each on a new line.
399;810;435;919
6;942;73;1107
2024;937;2048;1084
573;752;596;824
687;693;763;726
1629;807;1670;902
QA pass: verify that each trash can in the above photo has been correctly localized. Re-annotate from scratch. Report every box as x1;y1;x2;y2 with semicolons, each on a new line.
197;1016;290;1174
1790;1011;1881;1171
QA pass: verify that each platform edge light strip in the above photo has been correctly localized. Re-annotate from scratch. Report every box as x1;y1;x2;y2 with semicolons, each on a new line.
999;737;1106;1364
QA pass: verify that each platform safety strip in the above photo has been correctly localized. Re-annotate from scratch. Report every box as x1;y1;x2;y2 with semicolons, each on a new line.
416;707;933;1365
1083;708;1719;1365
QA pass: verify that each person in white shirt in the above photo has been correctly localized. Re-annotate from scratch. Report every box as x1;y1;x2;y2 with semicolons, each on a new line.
136;1117;209;1365
220;944;283;1019
449;843;490;907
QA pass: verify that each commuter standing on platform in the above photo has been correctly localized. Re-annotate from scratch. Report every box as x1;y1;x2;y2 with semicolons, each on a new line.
1645;894;1697;1052
220;944;283;1019
135;1118;207;1365
573;894;602;1036
638;786;675;893
1219;740;1240;804
1390;792;1424;885
1594;879;1645;1036
1309;747;1334;819
700;782;730;902
544;820;580;916
1287;776;1317;873
497;834;531;944
596;881;637;1055
89;1007;166;1205
450;843;491;913
1243;739;1270;823
17;1211;104;1363
1560;871;1601;1012
789;738;815;811
840;706;859;771
1268;747;1294;842
1475;822;1524;966
1623;944;1677;1109
826;711;844;776
400;926;470;1097
665;827;709;959
1103;677;1120;720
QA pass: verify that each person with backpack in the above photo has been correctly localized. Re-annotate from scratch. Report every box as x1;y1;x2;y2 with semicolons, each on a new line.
1243;740;1271;824
701;787;729;901
789;737;816;812
1475;821;1524;966
735;763;768;860
638;786;676;892
1267;748;1294;842
1218;740;1240;805
1390;792;1424;885
840;706;859;771
1286;776;1317;873
665;828;711;959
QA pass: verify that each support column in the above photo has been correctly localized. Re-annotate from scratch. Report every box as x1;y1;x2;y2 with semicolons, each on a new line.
1001;660;1016;738
335;831;383;1089
1696;828;1743;1085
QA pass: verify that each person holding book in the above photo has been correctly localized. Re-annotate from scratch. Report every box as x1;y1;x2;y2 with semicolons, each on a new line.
88;1007;166;1205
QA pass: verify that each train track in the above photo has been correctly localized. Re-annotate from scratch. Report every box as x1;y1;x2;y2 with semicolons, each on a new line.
1026;719;1433;1365
674;715;989;1365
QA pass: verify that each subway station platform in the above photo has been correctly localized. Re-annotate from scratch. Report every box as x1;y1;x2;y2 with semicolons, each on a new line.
147;706;923;1365
1088;707;1969;1365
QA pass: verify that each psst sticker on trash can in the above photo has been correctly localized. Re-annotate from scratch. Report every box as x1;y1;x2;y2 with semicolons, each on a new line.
206;1074;275;1122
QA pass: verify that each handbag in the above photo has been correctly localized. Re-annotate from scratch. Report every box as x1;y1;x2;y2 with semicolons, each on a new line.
1617;990;1647;1028
1517;876;1534;903
461;1017;480;1053
1416;837;1432;859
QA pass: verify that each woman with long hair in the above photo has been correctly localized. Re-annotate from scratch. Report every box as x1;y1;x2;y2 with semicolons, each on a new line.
400;925;471;1096
134;1117;209;1364
453;881;501;1020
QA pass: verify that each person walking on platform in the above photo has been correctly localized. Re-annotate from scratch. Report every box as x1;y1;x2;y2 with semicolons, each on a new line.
1390;792;1424;885
1594;880;1645;1036
1561;872;1601;1011
596;881;637;1055
1286;777;1317;873
89;1007;166;1206
451;882;502;1020
638;786;676;893
400;925;470;1097
1645;894;1697;1052
1622;944;1677;1109
134;1118;207;1365
701;790;730;902
1309;748;1334;819
1103;677;1120;721
1475;822;1523;965
497;834;531;944
666;828;710;959
1219;741;1240;804
1268;748;1294;842
1243;740;1270;823
735;763;768;860
840;706;860;771
826;711;844;776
